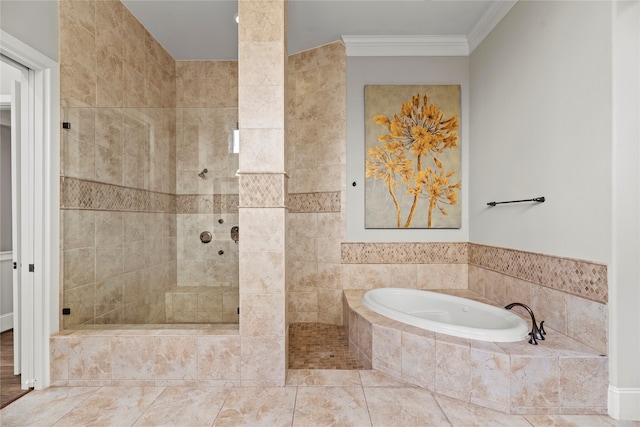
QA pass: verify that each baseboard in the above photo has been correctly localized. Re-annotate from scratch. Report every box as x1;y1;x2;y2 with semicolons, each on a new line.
608;385;640;421
0;312;13;333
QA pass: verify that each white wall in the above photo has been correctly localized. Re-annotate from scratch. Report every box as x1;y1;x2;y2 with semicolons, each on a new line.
609;0;640;420
469;1;612;264
346;56;470;242
0;1;58;62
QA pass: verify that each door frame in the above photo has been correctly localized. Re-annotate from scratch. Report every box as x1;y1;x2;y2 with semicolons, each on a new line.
0;30;59;390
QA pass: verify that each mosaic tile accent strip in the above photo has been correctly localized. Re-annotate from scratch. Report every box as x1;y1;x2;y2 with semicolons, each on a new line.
469;243;608;304
239;173;286;208
61;177;176;213
176;194;239;214
288;192;341;213
341;242;469;264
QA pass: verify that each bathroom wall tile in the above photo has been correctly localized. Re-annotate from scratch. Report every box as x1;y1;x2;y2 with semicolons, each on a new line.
317;288;342;315
510;356;559;409
63;284;96;327
289;235;317;263
317;312;342;325
240;294;285;337
532;285;568;335
287;369;361;387
67;336;112;381
50;337;69;382
95;211;124;246
63;210;95;250
238;0;286;43
64;247;96;289
365;387;450;426
293;387;370;427
239;85;285;129
197;336;241;381
505;276;534;308
95;244;123;282
110;336;158;380
371;325;402;378
288;291;317;313
95;275;123;317
154;336;198;380
239;250;285;294
559;356;608;409
566;295;607;354
240;336;286;383
356;314;372;359
435;340;471;401
238;208;284;251
468;264;487;295
470;345;512;413
239;41;285;86
239;128;286;172
401;328;436;390
388;264;418;288
62;108;96;180
484;269;507;305
341;264;390;290
317;262;341;291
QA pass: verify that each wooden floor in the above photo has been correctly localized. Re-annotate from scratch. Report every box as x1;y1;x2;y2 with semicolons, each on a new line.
1;330;30;409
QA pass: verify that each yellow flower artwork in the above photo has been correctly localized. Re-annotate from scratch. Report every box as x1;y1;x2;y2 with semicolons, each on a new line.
365;85;461;228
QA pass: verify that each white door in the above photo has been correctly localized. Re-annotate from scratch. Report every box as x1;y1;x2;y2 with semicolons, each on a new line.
1;31;59;390
8;56;34;389
10;78;22;376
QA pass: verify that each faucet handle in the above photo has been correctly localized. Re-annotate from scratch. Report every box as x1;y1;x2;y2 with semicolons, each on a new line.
539;320;546;336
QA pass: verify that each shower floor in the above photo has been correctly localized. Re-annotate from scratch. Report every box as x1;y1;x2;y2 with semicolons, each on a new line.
288;323;363;370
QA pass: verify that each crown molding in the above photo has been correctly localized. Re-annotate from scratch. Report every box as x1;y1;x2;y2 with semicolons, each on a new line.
467;0;518;53
341;35;469;57
341;1;518;57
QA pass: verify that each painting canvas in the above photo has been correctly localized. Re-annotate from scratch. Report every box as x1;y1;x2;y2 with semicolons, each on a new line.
365;85;461;229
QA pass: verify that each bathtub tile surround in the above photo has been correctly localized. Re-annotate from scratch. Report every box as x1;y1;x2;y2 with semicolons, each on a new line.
344;290;608;415
469;243;608;303
342;242;608;354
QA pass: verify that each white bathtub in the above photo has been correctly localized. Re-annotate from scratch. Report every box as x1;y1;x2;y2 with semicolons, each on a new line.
362;288;529;342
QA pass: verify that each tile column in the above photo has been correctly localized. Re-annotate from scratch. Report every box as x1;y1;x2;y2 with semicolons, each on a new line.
237;0;288;385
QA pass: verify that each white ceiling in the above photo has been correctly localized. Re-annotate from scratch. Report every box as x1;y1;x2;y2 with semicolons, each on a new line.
121;0;514;61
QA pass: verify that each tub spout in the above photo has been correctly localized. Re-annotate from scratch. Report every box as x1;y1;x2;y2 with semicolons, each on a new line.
504;302;545;345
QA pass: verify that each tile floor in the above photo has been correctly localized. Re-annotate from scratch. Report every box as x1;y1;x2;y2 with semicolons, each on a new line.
1;370;639;426
288;323;363;370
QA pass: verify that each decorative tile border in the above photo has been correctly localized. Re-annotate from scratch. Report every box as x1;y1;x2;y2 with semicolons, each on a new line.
61;177;175;213
341;242;469;264
288;192;341;213
176;194;239;214
239;173;286;208
469;243;608;304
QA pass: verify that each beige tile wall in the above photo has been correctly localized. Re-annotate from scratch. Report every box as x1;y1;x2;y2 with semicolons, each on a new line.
237;0;288;385
175;61;240;318
340;242;608;354
286;42;347;325
59;0;177;327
